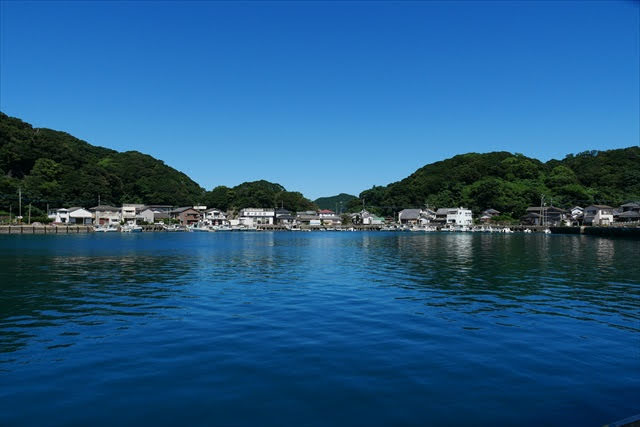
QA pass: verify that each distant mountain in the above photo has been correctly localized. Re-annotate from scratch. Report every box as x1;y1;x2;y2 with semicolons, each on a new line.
357;148;640;219
0;112;206;209
314;193;357;211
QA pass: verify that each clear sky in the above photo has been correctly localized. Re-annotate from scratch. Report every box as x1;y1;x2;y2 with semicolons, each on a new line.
1;1;638;200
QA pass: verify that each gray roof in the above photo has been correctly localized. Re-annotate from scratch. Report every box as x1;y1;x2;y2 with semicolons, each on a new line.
483;209;500;215
617;211;640;218
436;208;452;215
585;205;613;210
620;202;640;208
90;205;120;212
297;215;322;221
170;206;197;214
399;209;421;219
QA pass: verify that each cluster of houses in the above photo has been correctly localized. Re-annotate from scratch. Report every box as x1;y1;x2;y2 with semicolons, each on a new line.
46;201;640;228
46;205;366;228
518;203;640;226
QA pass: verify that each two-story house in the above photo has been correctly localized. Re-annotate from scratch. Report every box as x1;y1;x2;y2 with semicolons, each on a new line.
204;208;229;225
239;208;275;226
583;205;614;226
170;207;201;226
91;205;122;225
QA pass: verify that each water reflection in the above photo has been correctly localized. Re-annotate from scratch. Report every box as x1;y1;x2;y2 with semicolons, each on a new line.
1;233;638;359
356;233;639;332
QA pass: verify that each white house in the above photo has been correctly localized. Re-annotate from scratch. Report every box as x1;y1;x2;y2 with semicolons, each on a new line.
439;207;473;226
239;208;275;226
121;204;145;223
48;208;69;223
204;208;229;225
68;207;93;224
583;205;614;226
48;207;93;224
318;209;335;218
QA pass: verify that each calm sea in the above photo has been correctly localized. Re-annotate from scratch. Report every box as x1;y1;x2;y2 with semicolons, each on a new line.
0;232;638;426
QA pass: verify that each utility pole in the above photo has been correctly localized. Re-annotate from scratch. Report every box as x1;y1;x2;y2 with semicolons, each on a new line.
18;187;22;223
9;204;11;224
28;203;31;224
98;194;101;206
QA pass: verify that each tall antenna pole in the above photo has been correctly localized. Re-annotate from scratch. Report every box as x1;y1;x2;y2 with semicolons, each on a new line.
18;187;22;223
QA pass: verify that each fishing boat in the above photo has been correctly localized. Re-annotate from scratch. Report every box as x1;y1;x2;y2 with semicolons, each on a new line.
95;224;119;232
188;223;213;232
122;222;143;233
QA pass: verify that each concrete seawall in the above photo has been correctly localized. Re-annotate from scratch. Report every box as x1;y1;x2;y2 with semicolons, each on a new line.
0;225;94;234
550;226;640;238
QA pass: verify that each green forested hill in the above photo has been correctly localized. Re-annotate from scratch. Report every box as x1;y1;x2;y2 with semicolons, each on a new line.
0;112;206;208
356;148;640;218
204;180;317;212
0;113;318;213
2;112;637;219
314;193;357;211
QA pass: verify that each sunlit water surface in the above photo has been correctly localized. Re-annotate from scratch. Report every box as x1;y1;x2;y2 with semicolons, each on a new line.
1;232;638;426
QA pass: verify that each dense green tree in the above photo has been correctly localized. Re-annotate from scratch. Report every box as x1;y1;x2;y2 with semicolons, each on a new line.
202;181;316;212
314;193;357;211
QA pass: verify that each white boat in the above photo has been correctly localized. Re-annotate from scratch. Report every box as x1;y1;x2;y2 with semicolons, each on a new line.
95;224;119;232
122;223;143;233
188;223;213;232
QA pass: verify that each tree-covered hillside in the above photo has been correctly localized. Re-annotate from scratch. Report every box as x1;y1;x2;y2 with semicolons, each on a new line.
356;148;640;218
2;112;637;220
204;180;317;212
314;193;357;211
0;113;318;213
0;112;206;208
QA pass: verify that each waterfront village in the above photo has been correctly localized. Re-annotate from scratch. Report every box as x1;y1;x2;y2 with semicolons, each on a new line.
10;201;639;233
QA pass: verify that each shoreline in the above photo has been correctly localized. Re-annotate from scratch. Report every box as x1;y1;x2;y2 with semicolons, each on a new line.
1;224;638;238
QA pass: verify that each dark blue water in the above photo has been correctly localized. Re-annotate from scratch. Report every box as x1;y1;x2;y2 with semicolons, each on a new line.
1;232;638;426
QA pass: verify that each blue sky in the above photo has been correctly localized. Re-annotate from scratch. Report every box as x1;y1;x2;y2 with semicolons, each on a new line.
1;1;638;200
